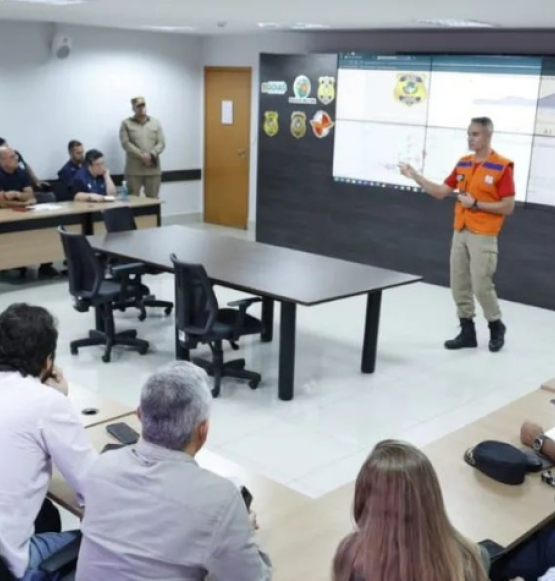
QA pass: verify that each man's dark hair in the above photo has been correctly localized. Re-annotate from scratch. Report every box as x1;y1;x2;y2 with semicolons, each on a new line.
470;117;494;133
0;138;6;147
85;149;103;166
0;303;58;377
68;140;82;151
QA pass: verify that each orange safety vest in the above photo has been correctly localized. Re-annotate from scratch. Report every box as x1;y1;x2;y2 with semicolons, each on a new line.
453;151;514;236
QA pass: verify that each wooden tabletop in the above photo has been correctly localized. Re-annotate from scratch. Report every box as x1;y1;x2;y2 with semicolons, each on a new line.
68;385;134;428
48;414;309;530
87;225;421;306
0;197;160;225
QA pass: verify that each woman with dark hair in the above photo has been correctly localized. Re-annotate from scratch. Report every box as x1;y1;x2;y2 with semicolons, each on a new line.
333;440;488;581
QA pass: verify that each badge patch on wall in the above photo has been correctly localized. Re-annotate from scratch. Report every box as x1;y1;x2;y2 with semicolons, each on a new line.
289;75;317;105
290;111;307;139
317;76;336;105
263;111;279;137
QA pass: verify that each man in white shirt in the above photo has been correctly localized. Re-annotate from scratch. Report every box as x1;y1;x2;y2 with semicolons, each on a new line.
76;361;272;581
0;303;97;580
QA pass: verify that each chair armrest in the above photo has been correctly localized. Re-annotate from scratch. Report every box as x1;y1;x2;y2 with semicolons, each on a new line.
227;297;262;309
111;262;147;277
228;298;262;341
39;534;81;574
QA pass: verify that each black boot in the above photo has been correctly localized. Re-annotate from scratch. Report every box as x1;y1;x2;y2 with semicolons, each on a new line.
488;320;506;353
444;318;478;350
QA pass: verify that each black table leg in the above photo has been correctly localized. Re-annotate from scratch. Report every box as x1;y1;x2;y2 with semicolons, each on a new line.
261;297;274;342
278;301;297;401
361;291;382;374
174;327;190;361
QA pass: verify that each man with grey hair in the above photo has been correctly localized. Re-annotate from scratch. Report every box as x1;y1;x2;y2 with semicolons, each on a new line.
400;116;515;353
76;361;271;581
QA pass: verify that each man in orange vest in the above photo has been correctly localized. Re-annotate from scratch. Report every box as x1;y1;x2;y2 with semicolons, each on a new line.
400;117;515;352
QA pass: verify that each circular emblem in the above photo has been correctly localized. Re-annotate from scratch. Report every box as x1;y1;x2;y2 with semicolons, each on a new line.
293;75;312;100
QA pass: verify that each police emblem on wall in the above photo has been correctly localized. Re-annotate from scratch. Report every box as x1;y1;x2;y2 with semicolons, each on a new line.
317;76;336;105
263;111;279;137
290;112;307;139
394;73;427;106
288;75;317;105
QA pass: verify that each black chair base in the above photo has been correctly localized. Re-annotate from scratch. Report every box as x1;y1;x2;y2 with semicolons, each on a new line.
115;296;173;322
193;357;261;398
70;329;149;364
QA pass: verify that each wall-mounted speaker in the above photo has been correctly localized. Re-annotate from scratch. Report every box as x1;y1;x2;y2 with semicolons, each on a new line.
51;33;72;59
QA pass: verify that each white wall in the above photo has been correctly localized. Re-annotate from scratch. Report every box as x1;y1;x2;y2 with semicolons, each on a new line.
0;21;203;216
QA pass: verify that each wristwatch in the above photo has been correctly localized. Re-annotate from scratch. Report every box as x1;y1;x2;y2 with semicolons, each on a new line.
472;199;479;211
534;435;546;452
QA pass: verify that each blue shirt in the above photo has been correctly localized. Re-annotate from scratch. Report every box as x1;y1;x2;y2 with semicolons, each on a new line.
72;167;107;197
57;160;82;191
0;166;31;193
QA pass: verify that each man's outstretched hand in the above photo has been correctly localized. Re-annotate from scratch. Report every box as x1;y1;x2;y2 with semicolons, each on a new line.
399;162;418;181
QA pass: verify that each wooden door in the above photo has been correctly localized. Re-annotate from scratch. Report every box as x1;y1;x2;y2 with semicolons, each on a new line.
204;67;252;229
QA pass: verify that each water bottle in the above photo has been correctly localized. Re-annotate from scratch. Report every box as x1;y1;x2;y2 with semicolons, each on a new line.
119;180;129;201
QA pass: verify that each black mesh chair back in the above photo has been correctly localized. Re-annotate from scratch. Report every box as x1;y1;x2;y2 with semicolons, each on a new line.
58;227;103;300
102;206;137;233
171;254;218;337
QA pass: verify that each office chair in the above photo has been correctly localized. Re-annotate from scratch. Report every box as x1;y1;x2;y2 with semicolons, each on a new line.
171;254;262;398
102;206;173;321
0;534;81;581
58;227;150;363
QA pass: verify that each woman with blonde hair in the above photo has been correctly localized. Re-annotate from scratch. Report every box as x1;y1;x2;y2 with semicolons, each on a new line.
333;439;489;581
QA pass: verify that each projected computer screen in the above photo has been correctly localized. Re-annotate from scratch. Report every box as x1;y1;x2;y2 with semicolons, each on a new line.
333;53;555;205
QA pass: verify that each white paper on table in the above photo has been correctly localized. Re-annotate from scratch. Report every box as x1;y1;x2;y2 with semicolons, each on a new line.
29;204;63;211
221;100;233;125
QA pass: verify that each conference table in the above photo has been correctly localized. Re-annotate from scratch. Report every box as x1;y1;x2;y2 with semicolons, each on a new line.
87;225;422;400
0;197;160;271
68;384;135;428
48;413;309;528
264;387;555;581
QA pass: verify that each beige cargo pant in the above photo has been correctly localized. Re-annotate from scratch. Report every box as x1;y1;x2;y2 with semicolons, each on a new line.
126;175;161;198
450;229;502;322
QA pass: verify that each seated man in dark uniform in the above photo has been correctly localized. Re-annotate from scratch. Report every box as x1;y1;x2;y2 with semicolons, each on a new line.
0;138;50;192
72;149;117;203
0;146;59;278
0;147;36;209
57;140;84;197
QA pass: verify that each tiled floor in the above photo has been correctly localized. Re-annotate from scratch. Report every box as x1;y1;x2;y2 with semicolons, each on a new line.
1;220;554;500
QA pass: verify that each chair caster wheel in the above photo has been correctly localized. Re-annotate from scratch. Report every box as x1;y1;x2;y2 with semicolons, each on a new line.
138;346;149;356
249;380;260;390
70;346;78;356
102;352;111;363
164;306;173;316
138;313;147;322
211;388;220;398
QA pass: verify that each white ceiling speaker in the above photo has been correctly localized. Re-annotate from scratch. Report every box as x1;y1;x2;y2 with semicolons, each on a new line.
51;33;72;60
